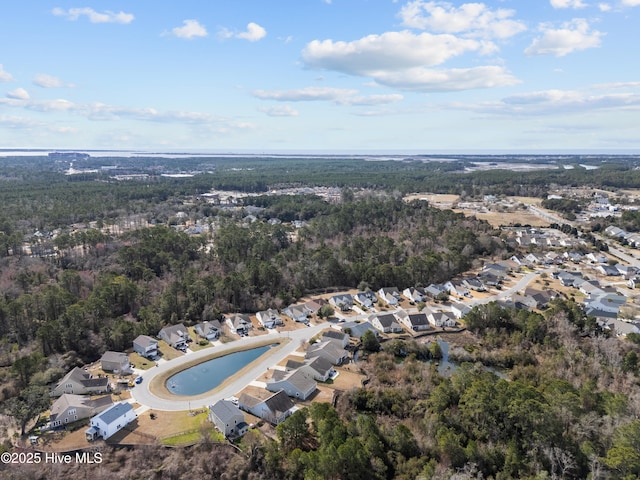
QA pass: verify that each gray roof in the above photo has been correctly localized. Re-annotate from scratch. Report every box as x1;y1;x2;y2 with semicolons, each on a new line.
133;335;157;348
95;402;133;425
101;351;128;364
341;320;377;338
209;400;243;424
51;394;113;419
323;330;348;341
269;368;317;394
373;313;399;329
305;356;333;375
407;313;429;327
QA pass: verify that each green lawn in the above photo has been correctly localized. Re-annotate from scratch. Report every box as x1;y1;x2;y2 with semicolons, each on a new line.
188;328;213;351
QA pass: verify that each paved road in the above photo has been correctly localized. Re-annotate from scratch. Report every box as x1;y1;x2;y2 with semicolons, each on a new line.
130;322;329;411
470;271;542;307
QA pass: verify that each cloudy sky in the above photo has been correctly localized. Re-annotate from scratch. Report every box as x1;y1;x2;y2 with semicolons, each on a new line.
1;0;639;152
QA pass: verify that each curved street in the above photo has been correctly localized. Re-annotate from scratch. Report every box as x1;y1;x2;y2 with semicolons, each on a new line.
130;322;329;411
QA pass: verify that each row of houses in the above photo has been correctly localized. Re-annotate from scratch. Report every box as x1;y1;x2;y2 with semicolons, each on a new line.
605;225;640;247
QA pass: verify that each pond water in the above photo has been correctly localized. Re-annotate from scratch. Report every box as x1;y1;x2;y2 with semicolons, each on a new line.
166;345;271;396
436;339;507;379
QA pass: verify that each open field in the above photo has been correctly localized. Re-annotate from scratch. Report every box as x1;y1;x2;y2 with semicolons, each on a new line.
453;209;550;227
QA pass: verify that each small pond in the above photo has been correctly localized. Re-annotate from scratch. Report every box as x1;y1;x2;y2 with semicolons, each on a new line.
436;339;507;379
166;345;271;396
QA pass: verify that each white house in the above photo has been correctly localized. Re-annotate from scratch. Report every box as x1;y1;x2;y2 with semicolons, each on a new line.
256;309;284;329
370;313;403;334
100;351;131;374
86;401;136;441
209;400;248;438
158;323;189;349
132;335;158;358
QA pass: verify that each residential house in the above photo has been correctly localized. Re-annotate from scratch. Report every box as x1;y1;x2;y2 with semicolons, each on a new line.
463;277;485;292
396;310;430;332
49;394;113;428
256;309;284;329
444;280;470;298
132;335;158;358
286;356;334;382
209;400;248;438
266;368;317;400
194;320;222;340
226;314;253;335
158;323;189;349
402;287;425;303
482;263;509;278
370;313;403;334
322;330;350;348
329;294;354;312
85;401;136;441
628;276;640;289
51;367;110;397
238;390;295;425
579;280;606;297
100;351;131;375
306;340;349;365
563;251;584;263
585;293;626;314
354;291;377;309
596;265;621;277
603;319;640;337
604;225;626;238
556;271;584;288
585;252;609;264
525;253;546;265
424;284;448;298
428;311;457;328
339;320;378;339
377;287;401;306
283;304;311;323
305;298;327;314
450;302;472;319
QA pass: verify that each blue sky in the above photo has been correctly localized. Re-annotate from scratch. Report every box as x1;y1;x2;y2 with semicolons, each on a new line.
1;0;639;152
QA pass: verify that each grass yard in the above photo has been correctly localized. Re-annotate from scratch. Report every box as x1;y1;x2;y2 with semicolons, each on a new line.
157;340;184;361
188;328;214;351
129;352;154;370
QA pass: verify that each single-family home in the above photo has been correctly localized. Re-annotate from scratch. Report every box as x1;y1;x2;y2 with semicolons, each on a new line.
402;287;425;303
339;320;378;339
322;330;350;348
604;225;626;238
370;313;403;334
525;253;546;265
158;323;189;349
256;309;284;329
49;394;113;428
226;314;253;336
85;401;136;441
462;277;485;292
444;280;470;298
266;369;317;400
306;340;349;365
354;291;377;309
396;311;430;332
424;284;448;298
100;351;131;374
596;265;621;277
194;320;222;340
377;287;401;306
329;294;354;312
428;311;457;328
450;302;472;319
305;298;327;314
209;400;248;438
51;367;110;397
133;335;158;358
283;304;311;323
286;356;334;382
238;390;295;425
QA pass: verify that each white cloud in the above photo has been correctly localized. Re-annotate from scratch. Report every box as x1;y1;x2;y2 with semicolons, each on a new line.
622;0;640;6
374;66;519;91
219;22;267;42
166;20;208;39
452;84;640;116
550;0;587;9
33;74;75;88
237;22;267;41
6;88;30;100
525;19;603;57
599;3;612;10
52;7;134;24
337;94;405;106
253;87;358;101
258;105;299;117
399;1;526;39
0;64;14;82
303;31;482;75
